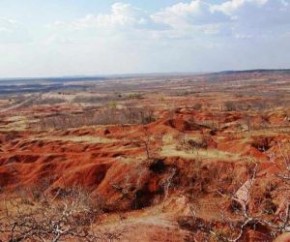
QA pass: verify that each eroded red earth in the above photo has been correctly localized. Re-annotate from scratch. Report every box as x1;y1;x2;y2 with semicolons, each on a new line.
0;71;290;241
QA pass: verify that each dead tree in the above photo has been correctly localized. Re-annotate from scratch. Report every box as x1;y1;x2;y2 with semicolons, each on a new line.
0;187;111;241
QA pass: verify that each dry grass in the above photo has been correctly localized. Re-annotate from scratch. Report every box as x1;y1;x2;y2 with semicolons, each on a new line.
160;145;241;161
35;135;116;144
0;116;28;131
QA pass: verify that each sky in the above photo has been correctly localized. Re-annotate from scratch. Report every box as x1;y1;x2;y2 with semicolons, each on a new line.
0;0;290;77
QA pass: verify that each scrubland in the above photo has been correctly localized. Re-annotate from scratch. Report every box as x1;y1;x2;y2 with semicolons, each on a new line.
0;71;290;241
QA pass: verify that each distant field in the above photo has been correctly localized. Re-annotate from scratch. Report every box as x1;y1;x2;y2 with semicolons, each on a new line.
0;76;106;95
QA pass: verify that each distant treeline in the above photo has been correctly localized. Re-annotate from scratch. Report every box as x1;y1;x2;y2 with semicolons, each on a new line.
212;69;290;75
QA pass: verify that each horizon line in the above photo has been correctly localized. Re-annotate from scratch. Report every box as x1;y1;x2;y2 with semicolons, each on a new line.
0;68;290;81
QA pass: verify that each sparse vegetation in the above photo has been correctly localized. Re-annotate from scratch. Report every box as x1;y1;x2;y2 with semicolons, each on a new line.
0;187;111;241
224;101;237;111
0;71;290;241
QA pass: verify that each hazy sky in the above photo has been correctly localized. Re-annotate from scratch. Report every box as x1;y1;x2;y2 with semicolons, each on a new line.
0;0;290;77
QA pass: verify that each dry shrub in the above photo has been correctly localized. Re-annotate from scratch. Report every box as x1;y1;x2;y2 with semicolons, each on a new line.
224;101;237;111
34;104;155;131
120;105;155;125
193;103;203;111
72;95;114;104
0;186;110;241
176;134;209;151
126;93;144;100
34;97;65;105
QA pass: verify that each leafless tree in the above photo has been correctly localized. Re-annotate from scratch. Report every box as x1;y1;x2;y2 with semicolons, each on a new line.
0;187;122;241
